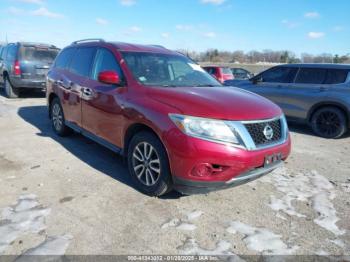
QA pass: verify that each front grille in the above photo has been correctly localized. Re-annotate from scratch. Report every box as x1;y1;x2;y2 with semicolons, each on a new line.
244;119;282;147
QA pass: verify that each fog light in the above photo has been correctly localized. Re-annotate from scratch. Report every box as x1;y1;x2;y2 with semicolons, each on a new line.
191;163;213;177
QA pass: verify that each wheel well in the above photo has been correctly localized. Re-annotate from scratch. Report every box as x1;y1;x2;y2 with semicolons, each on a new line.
123;124;160;157
308;103;349;124
48;93;58;118
3;71;8;80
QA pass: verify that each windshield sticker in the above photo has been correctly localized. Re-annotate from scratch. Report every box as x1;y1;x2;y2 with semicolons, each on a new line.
189;63;205;72
139;76;147;82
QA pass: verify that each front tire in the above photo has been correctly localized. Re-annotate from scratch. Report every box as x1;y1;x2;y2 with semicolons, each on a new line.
50;97;71;136
4;77;19;98
311;107;347;138
127;132;173;196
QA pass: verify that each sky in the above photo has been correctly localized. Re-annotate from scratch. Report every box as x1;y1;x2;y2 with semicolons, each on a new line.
0;0;349;56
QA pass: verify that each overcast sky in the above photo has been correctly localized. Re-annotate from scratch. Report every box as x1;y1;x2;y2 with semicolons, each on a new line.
0;0;349;55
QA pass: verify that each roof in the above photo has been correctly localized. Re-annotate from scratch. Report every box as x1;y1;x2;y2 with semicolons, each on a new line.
69;39;178;55
278;63;350;69
6;42;59;49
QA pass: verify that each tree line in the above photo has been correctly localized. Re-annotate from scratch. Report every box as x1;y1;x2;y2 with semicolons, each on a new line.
178;49;350;64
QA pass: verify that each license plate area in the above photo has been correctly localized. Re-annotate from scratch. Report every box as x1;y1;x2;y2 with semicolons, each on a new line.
36;69;49;76
264;153;282;167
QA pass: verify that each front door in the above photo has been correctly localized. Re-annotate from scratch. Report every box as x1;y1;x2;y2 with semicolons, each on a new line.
81;48;126;148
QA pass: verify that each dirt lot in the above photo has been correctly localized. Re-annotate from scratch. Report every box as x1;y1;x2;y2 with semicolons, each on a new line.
0;90;349;258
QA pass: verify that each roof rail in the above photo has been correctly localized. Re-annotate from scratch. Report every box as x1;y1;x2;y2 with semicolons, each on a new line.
148;44;166;49
72;38;105;45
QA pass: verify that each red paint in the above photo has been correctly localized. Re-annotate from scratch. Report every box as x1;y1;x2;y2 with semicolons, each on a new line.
47;41;291;190
202;66;234;83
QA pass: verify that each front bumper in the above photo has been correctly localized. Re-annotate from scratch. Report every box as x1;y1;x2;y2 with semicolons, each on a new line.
174;161;283;195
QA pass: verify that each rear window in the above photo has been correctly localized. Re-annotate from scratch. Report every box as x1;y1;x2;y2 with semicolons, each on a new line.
324;69;349;84
21;46;59;63
221;67;233;75
295;68;327;84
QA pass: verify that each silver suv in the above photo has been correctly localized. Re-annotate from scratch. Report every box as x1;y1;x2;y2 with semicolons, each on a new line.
225;64;350;138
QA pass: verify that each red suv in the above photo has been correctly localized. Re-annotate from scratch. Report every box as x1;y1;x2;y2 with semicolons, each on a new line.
202;66;234;83
47;39;291;196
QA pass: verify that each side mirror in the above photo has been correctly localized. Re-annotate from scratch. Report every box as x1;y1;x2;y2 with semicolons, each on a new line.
98;71;121;85
252;76;262;85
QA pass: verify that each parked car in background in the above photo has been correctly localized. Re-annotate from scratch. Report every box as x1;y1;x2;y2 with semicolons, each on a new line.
47;39;291;196
0;42;60;98
202;66;234;83
231;67;254;80
225;64;350;138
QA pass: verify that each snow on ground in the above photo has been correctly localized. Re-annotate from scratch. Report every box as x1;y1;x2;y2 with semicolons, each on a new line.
20;234;73;255
260;167;346;236
226;221;299;255
0;194;51;254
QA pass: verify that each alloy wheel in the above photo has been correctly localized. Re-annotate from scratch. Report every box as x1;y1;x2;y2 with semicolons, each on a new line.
315;111;341;137
52;103;63;131
132;142;161;186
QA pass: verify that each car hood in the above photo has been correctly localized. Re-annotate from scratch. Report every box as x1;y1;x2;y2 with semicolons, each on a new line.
146;86;282;121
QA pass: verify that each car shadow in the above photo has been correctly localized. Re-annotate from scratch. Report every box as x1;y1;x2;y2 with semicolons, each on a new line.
17;105;183;199
0;84;46;99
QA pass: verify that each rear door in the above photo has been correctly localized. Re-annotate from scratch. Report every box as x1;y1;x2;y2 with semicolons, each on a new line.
55;47;96;127
81;47;126;148
19;45;59;83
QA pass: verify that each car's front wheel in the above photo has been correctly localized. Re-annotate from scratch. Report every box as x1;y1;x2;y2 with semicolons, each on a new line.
127;131;173;196
50;97;71;136
4;77;19;98
311;107;347;138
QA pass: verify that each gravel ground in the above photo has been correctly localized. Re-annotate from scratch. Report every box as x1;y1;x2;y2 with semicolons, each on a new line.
0;90;349;258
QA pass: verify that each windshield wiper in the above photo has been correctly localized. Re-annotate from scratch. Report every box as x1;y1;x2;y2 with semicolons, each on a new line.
161;84;178;88
193;84;219;87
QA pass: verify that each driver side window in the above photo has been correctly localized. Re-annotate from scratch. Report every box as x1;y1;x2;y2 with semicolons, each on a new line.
92;48;123;81
260;67;298;83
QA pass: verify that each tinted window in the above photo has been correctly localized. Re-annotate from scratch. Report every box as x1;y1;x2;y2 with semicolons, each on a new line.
261;67;298;83
69;47;96;77
21;46;59;63
324;69;349;84
221;67;232;74
55;48;75;69
6;45;17;61
92;48;123;80
295;68;327;84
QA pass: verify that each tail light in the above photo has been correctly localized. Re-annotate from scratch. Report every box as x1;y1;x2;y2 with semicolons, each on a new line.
14;60;21;75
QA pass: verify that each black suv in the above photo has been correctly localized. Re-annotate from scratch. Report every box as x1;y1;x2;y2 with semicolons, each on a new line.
0;42;60;98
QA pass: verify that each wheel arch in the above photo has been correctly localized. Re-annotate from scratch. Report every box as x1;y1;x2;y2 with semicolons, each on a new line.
307;102;350;126
48;93;59;119
123;123;164;157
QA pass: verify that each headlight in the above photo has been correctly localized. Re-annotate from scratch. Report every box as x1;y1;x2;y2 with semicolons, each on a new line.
169;114;241;145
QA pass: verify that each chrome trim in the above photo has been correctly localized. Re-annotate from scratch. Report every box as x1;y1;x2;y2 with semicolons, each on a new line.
226;161;283;185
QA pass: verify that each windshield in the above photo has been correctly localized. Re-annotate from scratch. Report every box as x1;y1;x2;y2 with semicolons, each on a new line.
21;46;59;63
121;52;221;87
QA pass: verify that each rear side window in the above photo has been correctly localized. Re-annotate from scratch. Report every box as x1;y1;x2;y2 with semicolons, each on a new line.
69;47;96;77
92;48;123;80
20;46;59;63
295;68;327;84
324;69;349;84
6;45;17;61
221;67;233;74
261;67;298;83
55;48;75;69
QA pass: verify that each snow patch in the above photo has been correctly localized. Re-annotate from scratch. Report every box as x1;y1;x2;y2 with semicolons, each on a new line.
226;221;298;255
176;223;197;231
0;194;51;254
261;168;345;236
21;234;73;255
161;218;180;229
330;239;346;248
187;210;204;221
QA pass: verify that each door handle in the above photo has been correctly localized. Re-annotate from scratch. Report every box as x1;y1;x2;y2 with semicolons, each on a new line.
82;87;93;97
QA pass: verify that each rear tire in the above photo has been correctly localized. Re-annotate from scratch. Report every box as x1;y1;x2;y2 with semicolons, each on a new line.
127;131;173;196
4;77;19;98
50;97;71;136
310;107;347;138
